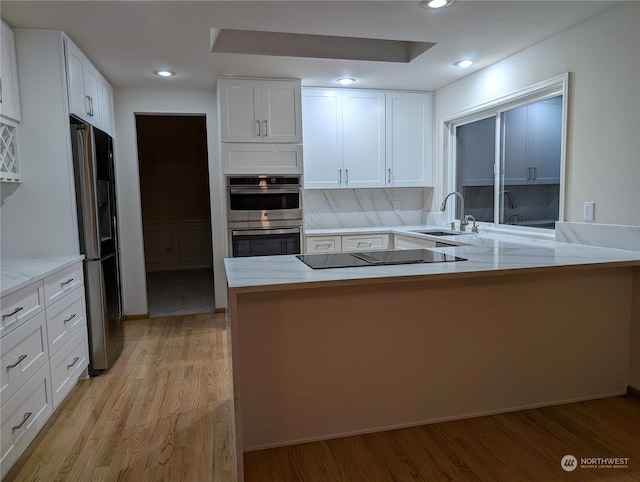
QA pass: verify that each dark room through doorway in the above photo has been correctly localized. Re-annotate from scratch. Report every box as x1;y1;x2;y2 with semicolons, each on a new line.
135;114;214;317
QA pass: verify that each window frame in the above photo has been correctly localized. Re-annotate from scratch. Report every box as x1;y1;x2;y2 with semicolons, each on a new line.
442;73;569;234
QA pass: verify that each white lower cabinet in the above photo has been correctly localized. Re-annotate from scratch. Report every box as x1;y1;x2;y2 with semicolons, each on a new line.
393;235;436;250
305;233;389;254
306;235;342;253
0;259;89;478
0;311;49;407
0;364;53;479
342;234;389;252
50;327;88;408
46;287;86;359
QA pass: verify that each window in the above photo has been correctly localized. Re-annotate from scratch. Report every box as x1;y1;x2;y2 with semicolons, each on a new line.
446;75;567;231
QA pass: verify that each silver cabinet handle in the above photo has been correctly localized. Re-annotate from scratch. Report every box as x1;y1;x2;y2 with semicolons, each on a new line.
61;278;74;286
316;243;332;249
263;120;268;137
67;357;80;368
357;241;373;247
7;354;28;369
0;78;3;104
533;167;537;180
338;169;342;184
345;169;349;184
85;95;92;116
388;168;392;184
90;97;94;116
12;412;32;431
63;313;77;323
3;306;24;318
255;120;261;137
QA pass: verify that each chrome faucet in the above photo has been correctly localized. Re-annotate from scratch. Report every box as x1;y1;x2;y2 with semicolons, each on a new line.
464;214;479;233
440;191;467;232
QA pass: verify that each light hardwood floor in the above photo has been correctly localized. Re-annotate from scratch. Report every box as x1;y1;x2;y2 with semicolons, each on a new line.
5;314;640;481
4;314;235;482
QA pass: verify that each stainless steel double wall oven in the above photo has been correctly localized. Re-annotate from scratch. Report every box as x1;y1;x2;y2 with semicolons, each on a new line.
226;175;302;257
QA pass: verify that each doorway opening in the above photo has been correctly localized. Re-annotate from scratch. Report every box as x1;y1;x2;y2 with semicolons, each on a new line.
135;114;214;317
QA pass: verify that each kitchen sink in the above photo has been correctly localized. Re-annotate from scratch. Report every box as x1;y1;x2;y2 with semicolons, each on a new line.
410;230;463;236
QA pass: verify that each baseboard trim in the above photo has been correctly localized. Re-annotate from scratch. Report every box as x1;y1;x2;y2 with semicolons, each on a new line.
124;313;150;321
215;308;227;314
627;386;640;400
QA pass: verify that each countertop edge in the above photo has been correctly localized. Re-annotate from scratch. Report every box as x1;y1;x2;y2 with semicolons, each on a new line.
227;258;640;295
1;255;85;298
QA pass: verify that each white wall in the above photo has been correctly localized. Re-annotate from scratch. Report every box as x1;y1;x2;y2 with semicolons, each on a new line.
434;3;640;226
1;29;79;258
113;88;226;315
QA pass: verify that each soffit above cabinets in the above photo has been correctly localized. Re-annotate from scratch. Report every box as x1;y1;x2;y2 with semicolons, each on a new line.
210;28;436;63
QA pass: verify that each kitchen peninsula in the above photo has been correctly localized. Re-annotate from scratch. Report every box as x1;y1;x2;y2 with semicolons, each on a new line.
225;232;640;481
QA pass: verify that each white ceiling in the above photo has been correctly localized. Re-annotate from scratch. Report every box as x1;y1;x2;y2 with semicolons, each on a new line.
0;1;616;91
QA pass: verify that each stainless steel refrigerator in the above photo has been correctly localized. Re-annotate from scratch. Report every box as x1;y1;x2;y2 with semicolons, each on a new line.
70;119;123;374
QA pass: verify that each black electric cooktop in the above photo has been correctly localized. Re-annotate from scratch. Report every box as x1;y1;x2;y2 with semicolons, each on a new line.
296;249;467;269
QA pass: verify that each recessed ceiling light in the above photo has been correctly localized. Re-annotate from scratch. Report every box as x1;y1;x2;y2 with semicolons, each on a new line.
336;78;356;85
454;60;475;68
154;70;176;77
421;0;453;9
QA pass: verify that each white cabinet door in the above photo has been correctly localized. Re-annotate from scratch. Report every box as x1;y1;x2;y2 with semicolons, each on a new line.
219;78;262;142
66;43;86;120
219;78;301;143
385;92;432;187
0;21;21;123
66;39;100;125
97;75;114;135
261;80;302;143
302;88;343;188
342;90;386;188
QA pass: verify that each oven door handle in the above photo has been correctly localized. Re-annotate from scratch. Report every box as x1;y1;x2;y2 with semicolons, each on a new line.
229;188;300;195
232;228;301;236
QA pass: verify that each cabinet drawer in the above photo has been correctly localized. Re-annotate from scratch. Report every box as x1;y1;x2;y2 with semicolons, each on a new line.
1;282;45;339
1;364;53;479
43;263;83;307
50;327;88;408
46;287;86;358
394;235;436;250
342;234;390;252
0;311;49;406
306;236;342;254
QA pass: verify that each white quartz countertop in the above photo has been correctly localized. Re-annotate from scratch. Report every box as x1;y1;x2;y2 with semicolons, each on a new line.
225;228;640;292
1;255;85;297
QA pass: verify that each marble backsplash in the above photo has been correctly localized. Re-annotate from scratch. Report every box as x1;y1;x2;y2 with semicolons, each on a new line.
556;222;640;252
303;188;427;229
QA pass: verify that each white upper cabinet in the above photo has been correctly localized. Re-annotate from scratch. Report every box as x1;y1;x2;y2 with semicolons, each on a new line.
342;89;386;188
303;88;433;189
219;77;302;143
0;21;21;123
97;76;114;135
65;37;113;134
66;40;99;124
1;21;21;183
301;88;343;188
385;92;433;187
